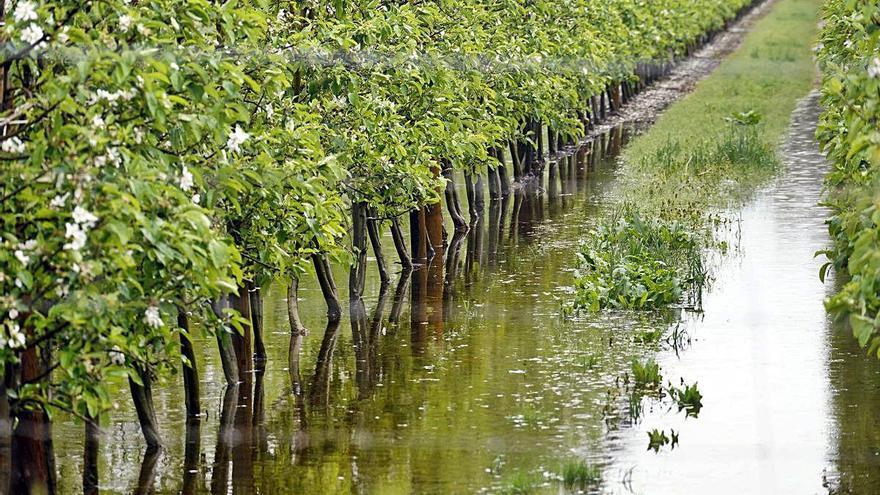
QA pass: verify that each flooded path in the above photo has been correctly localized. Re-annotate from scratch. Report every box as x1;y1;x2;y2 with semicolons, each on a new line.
603;91;841;493
47;44;880;495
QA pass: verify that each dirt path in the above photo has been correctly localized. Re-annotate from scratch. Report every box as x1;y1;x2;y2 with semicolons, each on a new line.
584;0;776;137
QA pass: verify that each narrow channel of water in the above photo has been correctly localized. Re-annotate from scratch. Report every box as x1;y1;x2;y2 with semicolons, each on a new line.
49;93;880;494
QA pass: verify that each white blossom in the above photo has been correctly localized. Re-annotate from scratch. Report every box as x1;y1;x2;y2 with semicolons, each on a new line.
226;125;249;153
179;166;194;191
8;309;19;320
13;2;38;23
109;345;126;365
143;305;163;328
72;206;98;228
91;115;105;129
1;137;25;154
50;193;68;208
191;193;201;204
14;250;29;265
63;222;87;251
19;23;43;45
868;58;880;79
119;14;132;31
7;323;25;349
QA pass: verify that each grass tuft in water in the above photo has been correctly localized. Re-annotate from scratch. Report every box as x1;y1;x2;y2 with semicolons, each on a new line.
631;358;662;389
669;381;703;417
500;471;542;494
560;459;601;489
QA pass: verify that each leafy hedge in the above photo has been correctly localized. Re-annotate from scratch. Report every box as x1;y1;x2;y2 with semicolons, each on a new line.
816;0;880;356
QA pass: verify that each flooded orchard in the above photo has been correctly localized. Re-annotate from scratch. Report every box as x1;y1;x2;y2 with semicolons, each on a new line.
6;0;880;493
44;94;880;494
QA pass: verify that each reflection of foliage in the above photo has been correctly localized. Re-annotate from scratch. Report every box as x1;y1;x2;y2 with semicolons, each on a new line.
647;428;679;452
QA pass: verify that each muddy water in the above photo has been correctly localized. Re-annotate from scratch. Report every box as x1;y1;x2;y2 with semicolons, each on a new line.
49;96;880;494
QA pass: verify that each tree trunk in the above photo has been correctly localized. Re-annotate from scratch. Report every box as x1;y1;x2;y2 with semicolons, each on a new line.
474;173;485;214
464;172;477;223
211;296;239;386
495;148;511;196
129;367;162;449
249;283;266;363
229;284;253;380
178;309;200;419
312;253;341;322
11;345;54;494
287;277;308;336
350;201;369;300
83;417;99;495
366;207;390;285
390;216;412;269
509;139;522;181
442;164;468;230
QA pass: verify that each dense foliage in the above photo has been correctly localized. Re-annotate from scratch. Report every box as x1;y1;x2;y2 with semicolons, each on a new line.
816;0;880;356
572;210;706;312
1;0;755;419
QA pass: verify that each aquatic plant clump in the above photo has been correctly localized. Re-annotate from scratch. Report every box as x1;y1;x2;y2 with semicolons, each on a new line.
815;0;880;357
572;210;708;312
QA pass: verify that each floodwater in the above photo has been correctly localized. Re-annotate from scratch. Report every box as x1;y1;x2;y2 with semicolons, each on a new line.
48;94;880;494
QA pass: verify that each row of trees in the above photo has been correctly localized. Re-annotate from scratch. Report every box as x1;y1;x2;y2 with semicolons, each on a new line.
816;0;880;356
0;0;754;490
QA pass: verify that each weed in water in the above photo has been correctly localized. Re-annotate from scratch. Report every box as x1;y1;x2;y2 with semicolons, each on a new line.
560;460;601;489
631;358;662;389
500;471;542;495
669;381;703;417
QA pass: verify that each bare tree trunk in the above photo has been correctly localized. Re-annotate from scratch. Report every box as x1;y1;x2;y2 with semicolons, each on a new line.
211;296;239;385
366;207;390;285
178;309;200;419
442;163;468;230
464;172;477;222
509;139;522;181
390;216;412;269
83;417;99;495
312;253;341;322
350;201;369;300
473;174;485;214
129;367;162;449
229;284;253;380
249;283;266;363
495;148;511;196
287;276;308;336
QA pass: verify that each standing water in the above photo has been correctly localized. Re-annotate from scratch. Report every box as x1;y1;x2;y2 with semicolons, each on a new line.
48;95;880;494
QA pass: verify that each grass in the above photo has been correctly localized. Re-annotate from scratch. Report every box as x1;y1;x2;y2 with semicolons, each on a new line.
572;0;821;314
560;460;601;489
631;358;662;389
619;0;822;213
625;0;820;155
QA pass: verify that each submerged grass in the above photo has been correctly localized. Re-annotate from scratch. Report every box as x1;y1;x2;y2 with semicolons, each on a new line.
560;460;601;489
572;0;821;313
